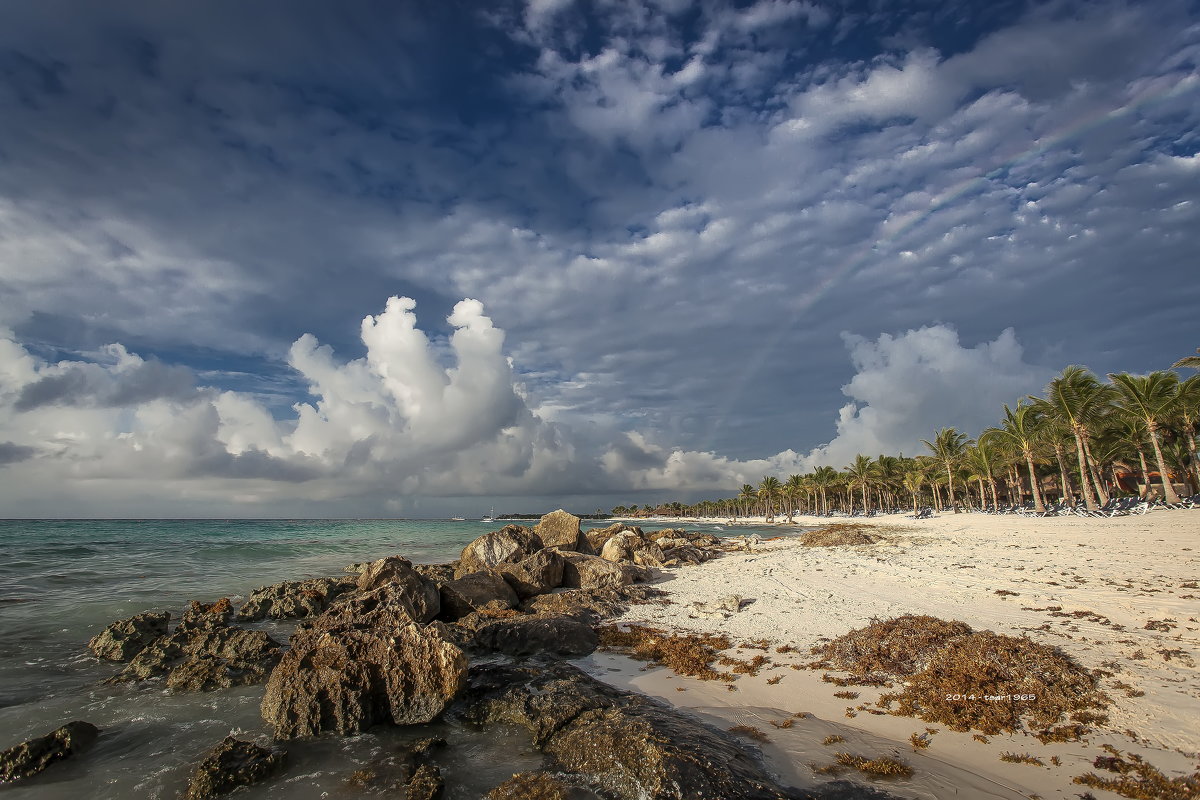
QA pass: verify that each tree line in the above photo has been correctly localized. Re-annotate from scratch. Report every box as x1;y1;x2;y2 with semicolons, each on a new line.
611;350;1200;520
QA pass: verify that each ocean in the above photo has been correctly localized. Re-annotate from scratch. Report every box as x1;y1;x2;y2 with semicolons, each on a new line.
0;518;763;798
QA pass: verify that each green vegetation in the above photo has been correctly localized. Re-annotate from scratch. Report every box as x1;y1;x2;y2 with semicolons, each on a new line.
610;353;1200;517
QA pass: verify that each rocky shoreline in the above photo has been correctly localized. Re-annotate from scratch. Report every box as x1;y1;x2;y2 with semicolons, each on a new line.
0;511;889;799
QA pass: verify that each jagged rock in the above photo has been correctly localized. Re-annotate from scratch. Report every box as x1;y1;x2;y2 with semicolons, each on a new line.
599;532;665;568
261;621;466;738
496;549;565;599
457;526;544;577
560;554;647;591
658;537;692;550
462;663;812;800
474;615;598;657
439;571;519;620
179;598;234;629
183;736;285;800
645;528;688;542
661;545;709;565
235;578;355;622
486;771;572;800
307;579;441;633
0;721;99;783
414;562;457;584
116;624;281;691
88;611;170;662
691;534;722;547
405;763;444;800
534;510;592;553
584;523;642;553
523;586;664;620
345;737;446;792
342;558;442;623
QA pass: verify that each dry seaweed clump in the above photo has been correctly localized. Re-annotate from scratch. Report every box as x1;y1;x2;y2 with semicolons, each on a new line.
816;616;1110;735
833;752;914;778
598;624;734;681
801;523;882;547
817;615;972;677
486;772;570;800
1073;747;1200;800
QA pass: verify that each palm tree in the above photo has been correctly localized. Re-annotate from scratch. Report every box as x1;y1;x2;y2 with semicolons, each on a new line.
845;454;874;513
964;439;1002;510
1174;375;1200;492
902;470;925;515
921;427;971;512
737;484;757;519
1031;366;1113;511
758;476;782;521
784;474;805;523
1173;348;1200;370
1107;413;1154;498
1109;372;1182;503
810;466;838;515
984;402;1046;512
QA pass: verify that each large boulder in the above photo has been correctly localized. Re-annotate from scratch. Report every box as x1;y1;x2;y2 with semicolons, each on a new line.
584;523;641;553
474;616;598;658
236;578;356;622
439;572;519;620
0;721;99;783
463;663;817;800
534;510;593;553
183;736;285;800
495;549;565;599
261;621;466;738
560;554;647;591
344;558;442;623
599;532;665;568
116;624;282;691
457;526;543;577
88;611;170;662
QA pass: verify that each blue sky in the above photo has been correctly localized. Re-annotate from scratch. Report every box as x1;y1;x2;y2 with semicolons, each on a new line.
0;0;1197;516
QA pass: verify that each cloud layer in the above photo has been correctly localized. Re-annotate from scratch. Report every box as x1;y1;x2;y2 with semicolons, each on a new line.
0;1;1196;513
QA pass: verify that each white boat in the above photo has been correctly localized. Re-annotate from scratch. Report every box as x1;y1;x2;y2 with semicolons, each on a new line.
481;506;495;523
450;515;465;521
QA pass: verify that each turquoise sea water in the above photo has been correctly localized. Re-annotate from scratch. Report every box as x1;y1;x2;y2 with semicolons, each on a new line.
0;518;768;798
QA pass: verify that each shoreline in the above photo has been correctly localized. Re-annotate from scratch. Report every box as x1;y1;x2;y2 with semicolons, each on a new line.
600;510;1200;799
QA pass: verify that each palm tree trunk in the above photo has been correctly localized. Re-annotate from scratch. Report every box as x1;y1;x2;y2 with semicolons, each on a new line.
1186;427;1200;493
1081;436;1110;505
1053;444;1074;506
945;463;958;512
1147;424;1182;503
1024;450;1045;511
988;476;999;511
1136;449;1151;498
1070;432;1096;510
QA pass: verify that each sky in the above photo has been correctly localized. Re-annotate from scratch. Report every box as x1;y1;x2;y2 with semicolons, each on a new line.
0;0;1197;518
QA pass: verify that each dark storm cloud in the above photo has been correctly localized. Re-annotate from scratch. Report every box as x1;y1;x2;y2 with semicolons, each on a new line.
0;0;1197;515
0;441;35;465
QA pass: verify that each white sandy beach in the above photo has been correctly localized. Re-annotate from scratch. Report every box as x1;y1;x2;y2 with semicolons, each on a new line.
590;511;1200;800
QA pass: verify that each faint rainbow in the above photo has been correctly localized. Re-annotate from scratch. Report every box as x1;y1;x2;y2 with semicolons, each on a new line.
704;74;1200;462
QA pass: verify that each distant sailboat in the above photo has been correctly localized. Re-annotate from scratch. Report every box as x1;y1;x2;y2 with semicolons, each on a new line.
481;506;495;523
450;514;466;521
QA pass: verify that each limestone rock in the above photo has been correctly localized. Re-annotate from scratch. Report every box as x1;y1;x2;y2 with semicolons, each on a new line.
344;558;441;623
179;598;234;629
599;532;665;568
0;721;99;783
439;571;519;620
495;549;565;599
463;663;820;800
261;621;466;738
235;578;355;622
457;525;544;576
560;554;647;591
87;611;170;662
584;523;641;553
474;615;598;658
413;562;457;584
116;624;281;691
405;763;444;800
183;736;285;800
534;510;592;553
